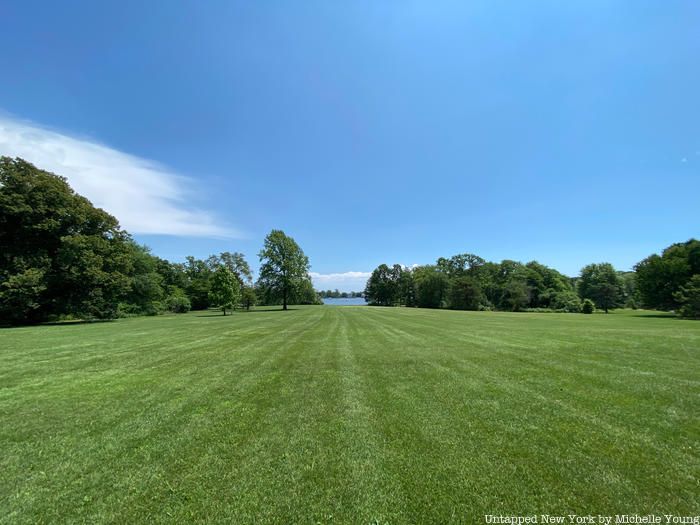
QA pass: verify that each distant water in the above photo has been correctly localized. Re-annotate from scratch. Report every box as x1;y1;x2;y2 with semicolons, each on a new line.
322;297;367;306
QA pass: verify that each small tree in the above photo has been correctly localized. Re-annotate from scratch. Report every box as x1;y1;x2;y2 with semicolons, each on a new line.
165;288;191;313
581;298;595;314
240;285;257;311
208;266;241;315
673;275;700;319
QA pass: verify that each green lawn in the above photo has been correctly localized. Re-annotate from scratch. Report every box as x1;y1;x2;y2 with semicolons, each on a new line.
1;307;698;523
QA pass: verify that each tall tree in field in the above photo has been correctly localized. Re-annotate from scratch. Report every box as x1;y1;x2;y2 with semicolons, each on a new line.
577;263;623;313
208;265;240;315
257;230;311;310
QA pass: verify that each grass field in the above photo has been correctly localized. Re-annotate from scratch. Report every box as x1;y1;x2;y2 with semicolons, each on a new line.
1;307;699;523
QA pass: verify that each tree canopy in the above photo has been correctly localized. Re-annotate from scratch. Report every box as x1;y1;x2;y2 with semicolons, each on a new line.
635;239;700;311
0;157;132;323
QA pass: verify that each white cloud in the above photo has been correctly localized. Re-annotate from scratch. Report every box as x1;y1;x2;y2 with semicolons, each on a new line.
309;271;371;291
0;115;239;237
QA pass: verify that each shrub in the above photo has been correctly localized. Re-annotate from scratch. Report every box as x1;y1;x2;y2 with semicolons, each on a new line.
165;291;191;313
624;298;639;309
551;290;582;313
144;301;164;316
581;298;595;314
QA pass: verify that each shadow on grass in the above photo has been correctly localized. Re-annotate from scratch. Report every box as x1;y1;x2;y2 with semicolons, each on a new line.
1;319;117;329
196;308;299;317
630;313;679;319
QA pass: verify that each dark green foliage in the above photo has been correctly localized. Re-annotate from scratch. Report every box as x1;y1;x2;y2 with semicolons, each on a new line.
397;267;416;307
179;252;253;311
364;264;395;306
3;158;697;322
524;261;573;308
501;278;531;312
0;157;133;323
412;265;449;308
0;268;47;323
489;260;530;310
122;243;165;315
448;276;483;310
577;263;623;313
257;230;311;310
619;271;641;309
674;275;700;319
183;256;214;310
550;289;582;313
581;298;595;314
0;158;257;323
364;264;411;306
319;289;364;298
367;256;579;313
240;285;257;310
635;239;700;311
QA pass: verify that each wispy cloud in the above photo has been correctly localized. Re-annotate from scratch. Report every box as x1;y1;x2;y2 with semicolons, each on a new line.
0;114;239;237
309;271;371;291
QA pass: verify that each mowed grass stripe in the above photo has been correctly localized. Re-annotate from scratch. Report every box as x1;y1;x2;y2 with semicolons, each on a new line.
339;307;698;515
0;306;698;523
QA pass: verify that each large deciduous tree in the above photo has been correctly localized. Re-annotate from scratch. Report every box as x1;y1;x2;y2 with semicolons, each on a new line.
364;264;411;306
257;230;311;310
412;265;449;309
635;239;700;311
0;157;133;323
673;275;700;319
577;263;623;313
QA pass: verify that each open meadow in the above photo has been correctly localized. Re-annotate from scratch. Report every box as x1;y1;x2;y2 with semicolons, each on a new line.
1;307;698;523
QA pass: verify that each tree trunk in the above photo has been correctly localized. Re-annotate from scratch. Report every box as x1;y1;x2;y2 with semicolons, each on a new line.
283;288;288;310
223;307;227;316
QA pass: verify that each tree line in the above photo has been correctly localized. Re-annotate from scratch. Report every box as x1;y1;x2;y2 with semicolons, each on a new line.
318;290;364;299
0;158;319;325
2;157;697;324
364;241;700;318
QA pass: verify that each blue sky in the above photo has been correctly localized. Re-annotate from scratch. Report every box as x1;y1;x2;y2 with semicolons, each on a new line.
1;1;698;290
